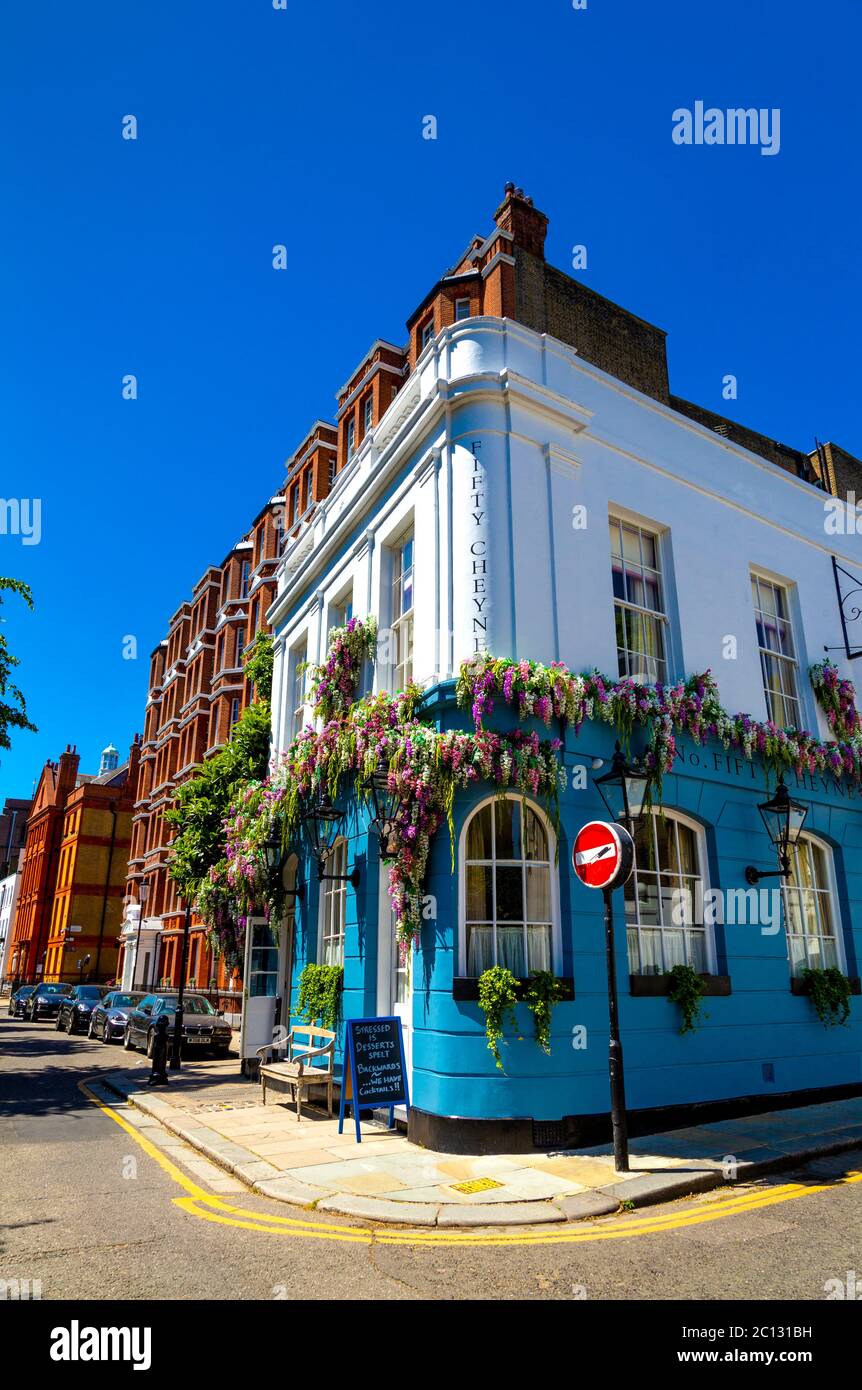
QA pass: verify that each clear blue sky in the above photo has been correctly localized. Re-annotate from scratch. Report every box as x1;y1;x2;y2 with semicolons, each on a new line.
1;0;860;800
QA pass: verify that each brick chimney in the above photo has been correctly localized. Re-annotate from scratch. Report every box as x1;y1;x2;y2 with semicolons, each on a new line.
493;183;548;260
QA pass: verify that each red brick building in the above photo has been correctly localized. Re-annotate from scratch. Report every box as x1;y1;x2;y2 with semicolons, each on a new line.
5;740;140;986
121;426;345;994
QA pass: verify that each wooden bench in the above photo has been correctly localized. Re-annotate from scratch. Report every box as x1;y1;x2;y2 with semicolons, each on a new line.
256;1022;336;1121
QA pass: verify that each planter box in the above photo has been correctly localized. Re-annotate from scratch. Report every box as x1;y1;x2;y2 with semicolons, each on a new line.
629;973;732;998
453;976;575;1002
790;975;861;997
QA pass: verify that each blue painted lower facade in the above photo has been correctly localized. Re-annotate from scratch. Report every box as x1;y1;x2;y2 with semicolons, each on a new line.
284;685;862;1143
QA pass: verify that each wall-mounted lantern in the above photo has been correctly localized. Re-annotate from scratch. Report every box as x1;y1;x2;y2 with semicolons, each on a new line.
593;742;651;830
745;777;808;885
300;793;360;888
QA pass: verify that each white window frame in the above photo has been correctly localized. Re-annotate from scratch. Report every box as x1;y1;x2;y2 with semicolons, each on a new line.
363;394;373;434
458;794;561;977
609;515;670;685
288;641;307;740
624;808;715;976
750;571;802;728
319;838;347;967
455;297;471;321
329;587;353;635
781;833;846;977
346;418;356;458
390;527;414;692
420;319;434;350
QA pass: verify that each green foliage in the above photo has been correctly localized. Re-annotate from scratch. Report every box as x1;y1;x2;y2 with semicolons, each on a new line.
166;699;272;901
296;963;343;1033
0;578;36;750
666;963;708;1034
477;966;520;1070
243;632;274;703
801;966;853;1028
524;971;566;1054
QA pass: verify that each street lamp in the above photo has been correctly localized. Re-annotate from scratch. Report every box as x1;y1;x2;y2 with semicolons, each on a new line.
362;759;401;852
132;881;149;990
593;742;651;829
588;749;650;1175
745;777;808;885
300;792;360;888
262;832;306;901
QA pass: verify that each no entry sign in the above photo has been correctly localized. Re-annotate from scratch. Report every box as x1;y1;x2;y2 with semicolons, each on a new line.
573;820;634;891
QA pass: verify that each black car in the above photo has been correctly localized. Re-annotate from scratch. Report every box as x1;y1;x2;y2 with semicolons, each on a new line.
56;984;107;1034
123;993;233;1058
25;982;73;1022
9;985;35;1018
88;990;146;1043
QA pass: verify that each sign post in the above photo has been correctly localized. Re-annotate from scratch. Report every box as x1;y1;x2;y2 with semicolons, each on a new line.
339;1016;409;1143
573;820;635;1173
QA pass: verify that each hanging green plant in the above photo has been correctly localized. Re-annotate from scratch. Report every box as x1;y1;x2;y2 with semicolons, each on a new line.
524;971;566;1054
296;963;344;1033
666;963;708;1034
800;966;853;1028
477;966;519;1071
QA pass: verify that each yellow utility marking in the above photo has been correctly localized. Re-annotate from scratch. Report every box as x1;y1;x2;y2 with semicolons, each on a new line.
81;1079;862;1248
450;1177;505;1194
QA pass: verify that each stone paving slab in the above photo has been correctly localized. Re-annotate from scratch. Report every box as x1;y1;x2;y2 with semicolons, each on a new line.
100;1067;862;1228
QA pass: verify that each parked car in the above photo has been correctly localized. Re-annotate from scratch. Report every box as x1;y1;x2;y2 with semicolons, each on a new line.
24;982;73;1022
9;985;35;1018
88;990;146;1043
123;993;233;1058
55;984;107;1034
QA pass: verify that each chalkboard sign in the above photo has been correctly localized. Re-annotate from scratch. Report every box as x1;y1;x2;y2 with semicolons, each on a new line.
338;1015;410;1143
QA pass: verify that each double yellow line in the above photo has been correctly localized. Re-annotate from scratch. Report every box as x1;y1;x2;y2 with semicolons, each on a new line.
81;1080;862;1248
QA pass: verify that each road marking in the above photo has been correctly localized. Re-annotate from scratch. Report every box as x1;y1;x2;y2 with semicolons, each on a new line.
80;1078;862;1248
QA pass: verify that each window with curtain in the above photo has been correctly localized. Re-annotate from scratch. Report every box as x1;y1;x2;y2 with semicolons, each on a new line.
320;839;347;966
751;573;802;728
782;835;843;976
624;811;711;975
391;529;414;691
462;797;555;977
609;516;668;684
290;643;307;739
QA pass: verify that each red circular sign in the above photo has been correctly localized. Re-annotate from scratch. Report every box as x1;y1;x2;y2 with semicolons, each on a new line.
573;820;634;891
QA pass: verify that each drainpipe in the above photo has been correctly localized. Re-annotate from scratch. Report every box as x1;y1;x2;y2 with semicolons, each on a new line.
95;800;118;979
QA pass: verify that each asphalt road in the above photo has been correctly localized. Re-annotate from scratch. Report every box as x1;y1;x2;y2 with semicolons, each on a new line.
2;1008;861;1303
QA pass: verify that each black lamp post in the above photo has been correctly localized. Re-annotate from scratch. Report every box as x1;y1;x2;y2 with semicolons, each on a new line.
362;759;401;852
745;777;808;885
591;745;651;1174
594;742;651;829
300;793;360;888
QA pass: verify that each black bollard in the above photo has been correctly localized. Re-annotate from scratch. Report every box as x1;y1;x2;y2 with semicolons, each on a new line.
147;1014;170;1087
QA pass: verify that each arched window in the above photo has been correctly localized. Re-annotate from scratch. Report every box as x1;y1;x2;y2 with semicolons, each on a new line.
624;810;713;976
461;795;557;977
782;834;845;976
320;839;347;967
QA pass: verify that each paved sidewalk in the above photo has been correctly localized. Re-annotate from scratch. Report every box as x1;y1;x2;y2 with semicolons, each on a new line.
100;1062;862;1227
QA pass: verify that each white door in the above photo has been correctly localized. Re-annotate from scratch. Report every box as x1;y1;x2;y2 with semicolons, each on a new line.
377;867;412;1114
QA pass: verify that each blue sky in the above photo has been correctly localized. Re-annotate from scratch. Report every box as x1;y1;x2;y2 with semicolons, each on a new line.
1;0;860;800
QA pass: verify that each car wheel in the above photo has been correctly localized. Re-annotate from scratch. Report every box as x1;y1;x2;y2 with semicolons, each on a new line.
102;1019;111;1043
123;1025;134;1051
66;1012;75;1034
87;1017;96;1039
